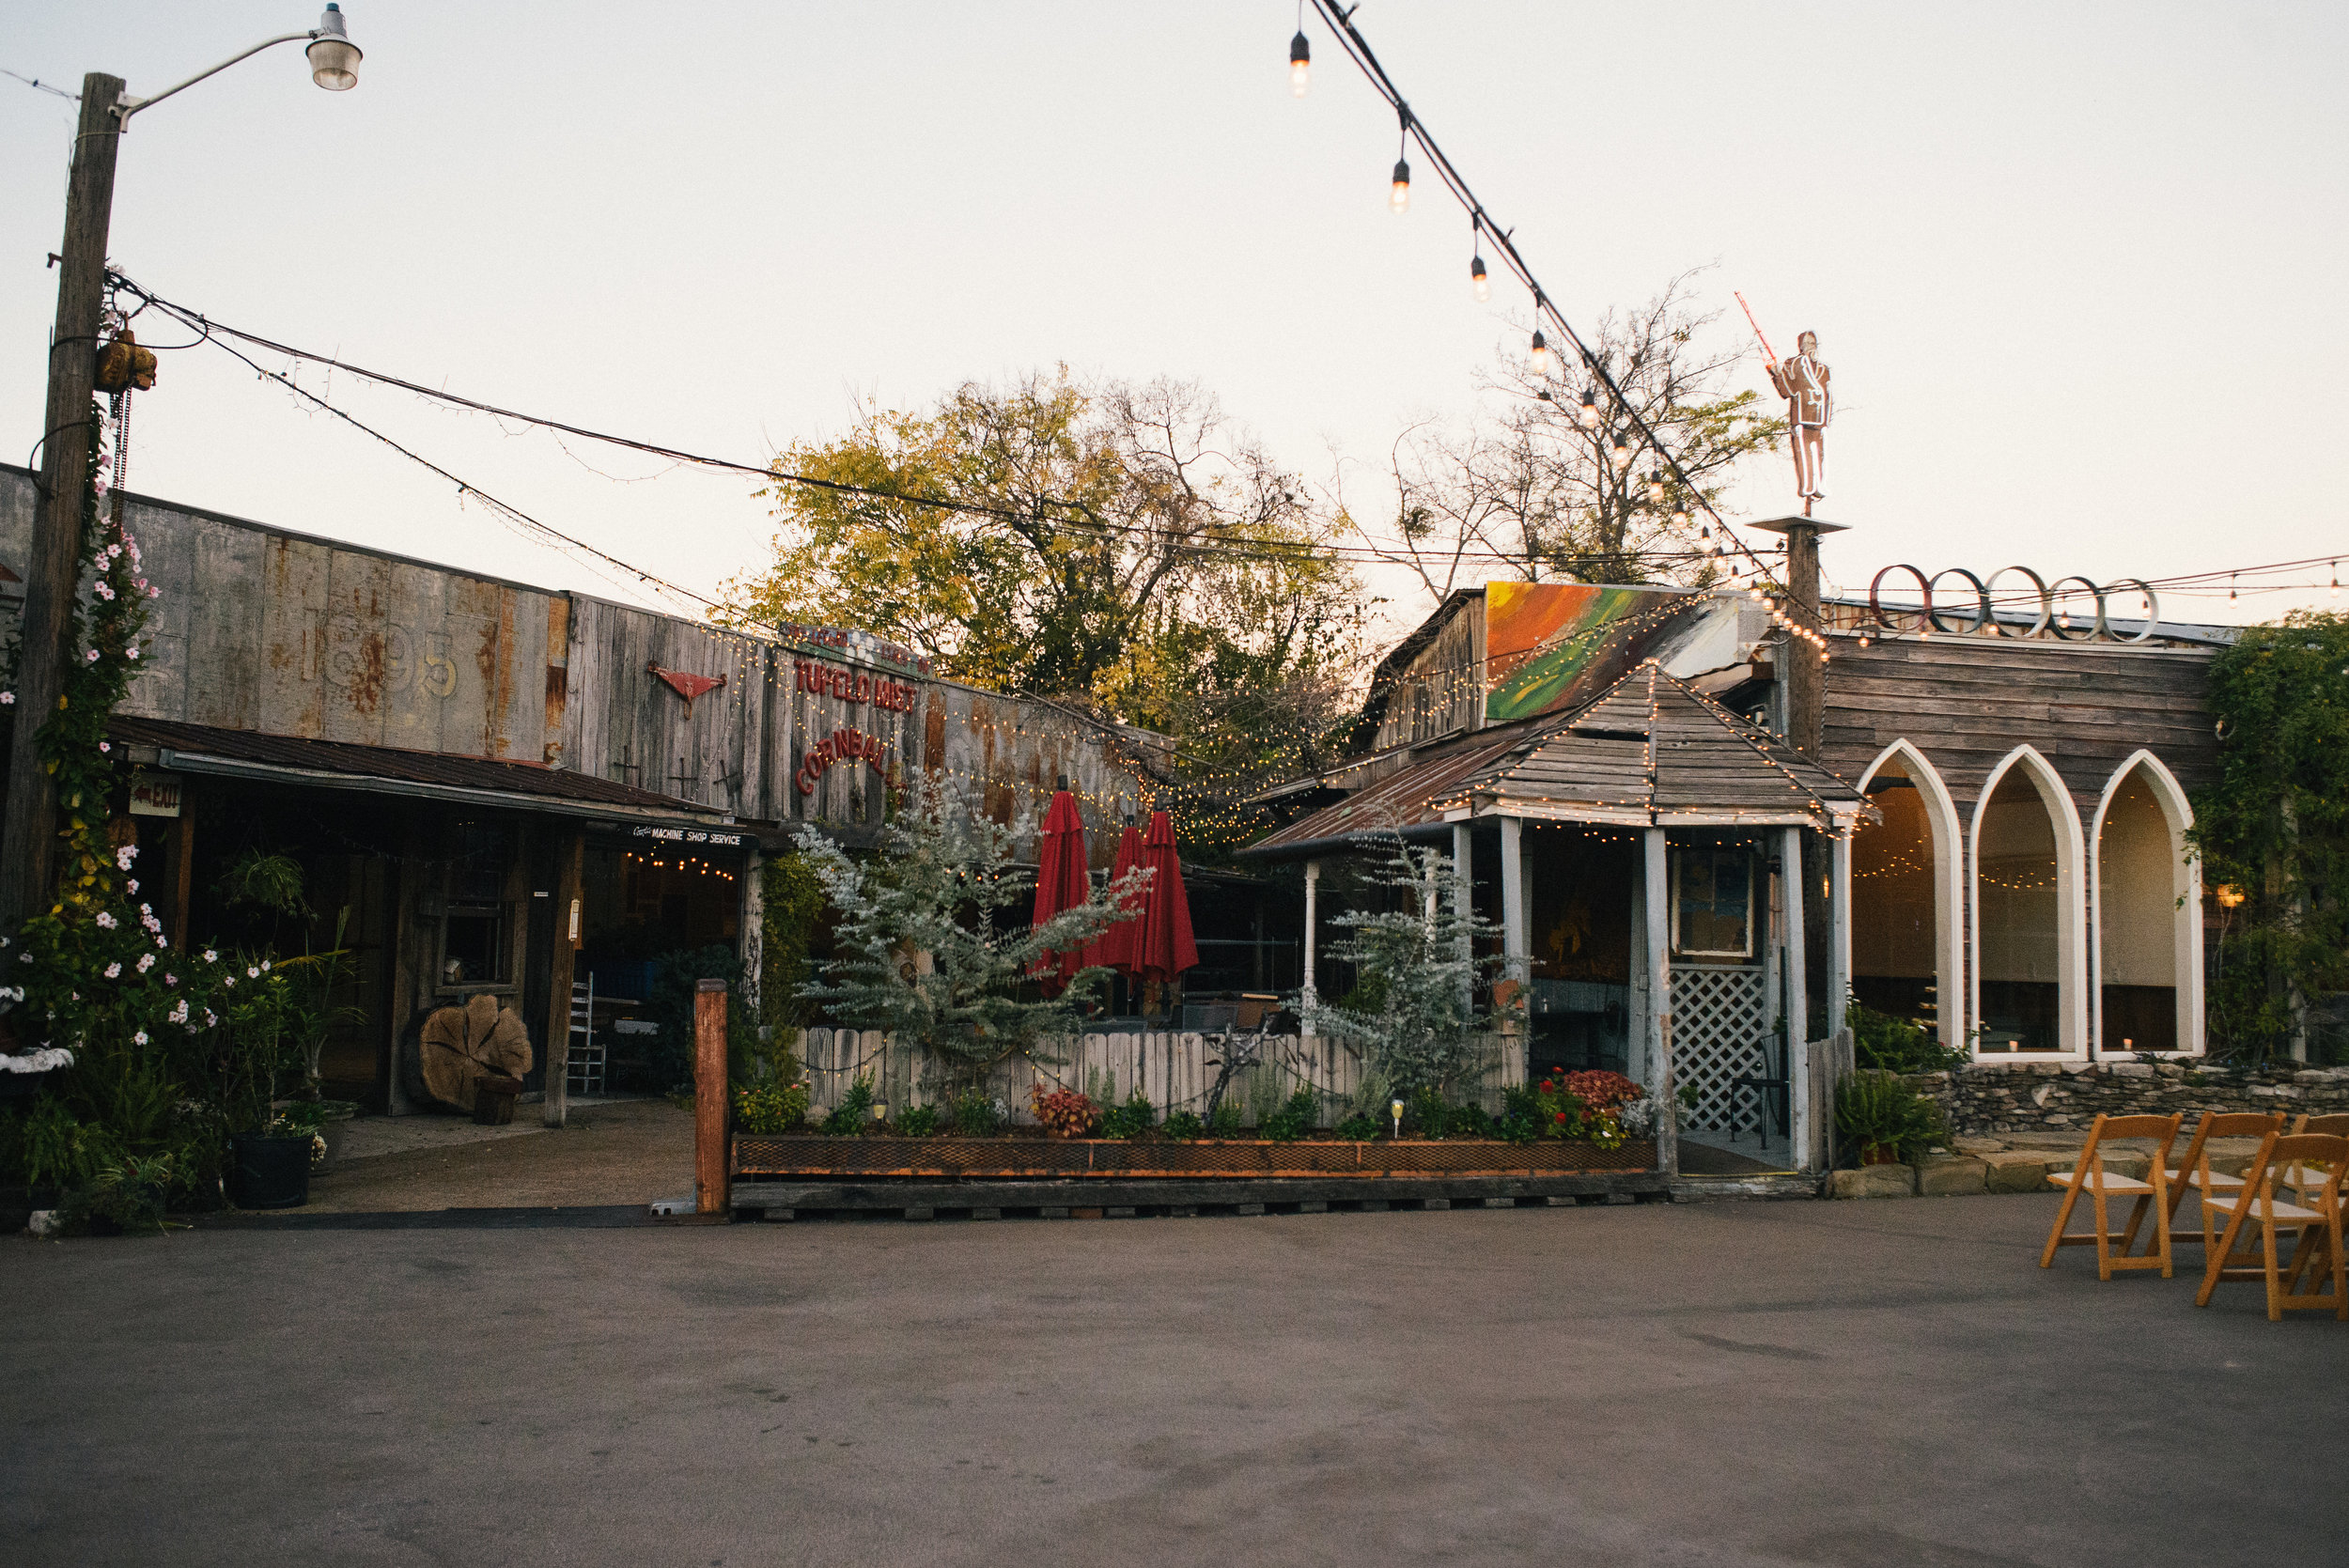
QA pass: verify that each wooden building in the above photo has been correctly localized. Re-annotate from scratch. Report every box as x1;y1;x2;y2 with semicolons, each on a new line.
1243;570;2228;1171
0;466;1166;1112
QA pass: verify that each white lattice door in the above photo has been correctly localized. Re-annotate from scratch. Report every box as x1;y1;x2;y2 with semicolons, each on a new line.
1670;963;1772;1130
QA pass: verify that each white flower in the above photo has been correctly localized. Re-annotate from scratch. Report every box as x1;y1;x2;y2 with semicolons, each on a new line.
203;1010;217;1027
116;846;137;869
93;581;115;601
103;963;120;979
136;954;153;973
203;950;216;963
132;1031;147;1046
163;973;176;986
126;647;139;660
126;879;138;893
98;742;110;753
147;587;159;599
224;974;236;987
259;960;271;972
94;911;117;930
246;967;259;979
167;1000;188;1024
0;692;13;706
85;648;99;662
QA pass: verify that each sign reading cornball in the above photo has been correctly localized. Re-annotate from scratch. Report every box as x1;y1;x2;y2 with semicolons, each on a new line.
797;725;896;797
793;659;920;713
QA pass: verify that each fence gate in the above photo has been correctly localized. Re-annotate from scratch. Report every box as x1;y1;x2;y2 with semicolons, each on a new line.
1669;963;1772;1131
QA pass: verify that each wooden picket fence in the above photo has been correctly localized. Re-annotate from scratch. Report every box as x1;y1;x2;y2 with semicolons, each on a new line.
786;1028;1522;1126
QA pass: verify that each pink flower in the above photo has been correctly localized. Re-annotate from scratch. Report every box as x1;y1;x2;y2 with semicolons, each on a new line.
0;692;13;706
85;649;99;662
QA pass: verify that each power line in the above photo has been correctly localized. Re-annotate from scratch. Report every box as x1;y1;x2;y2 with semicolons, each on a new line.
3;68;79;101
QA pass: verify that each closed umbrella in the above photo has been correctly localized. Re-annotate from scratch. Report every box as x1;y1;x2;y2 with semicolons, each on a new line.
1133;810;1199;985
1029;787;1091;991
1084;819;1149;974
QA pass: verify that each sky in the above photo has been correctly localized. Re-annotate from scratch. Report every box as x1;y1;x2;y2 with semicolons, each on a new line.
3;1;2343;650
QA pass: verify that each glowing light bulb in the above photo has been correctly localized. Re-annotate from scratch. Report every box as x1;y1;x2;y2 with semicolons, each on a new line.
1290;30;1310;96
1610;431;1632;467
1390;158;1411;212
1578;388;1599;429
1470;255;1489;303
1530;330;1549;376
1647;471;1667;505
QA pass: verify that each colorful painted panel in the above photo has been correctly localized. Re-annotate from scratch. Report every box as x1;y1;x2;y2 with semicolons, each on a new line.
1485;581;1693;722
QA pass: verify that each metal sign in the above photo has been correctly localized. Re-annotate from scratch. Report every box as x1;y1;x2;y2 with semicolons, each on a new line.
128;769;182;816
1866;567;2161;644
630;825;745;847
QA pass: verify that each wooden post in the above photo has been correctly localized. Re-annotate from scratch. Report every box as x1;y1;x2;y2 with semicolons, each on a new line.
1644;827;1674;1176
1828;824;1852;1043
1453;819;1473;1011
541;827;585;1128
172;801;196;950
0;74;124;929
693;977;729;1216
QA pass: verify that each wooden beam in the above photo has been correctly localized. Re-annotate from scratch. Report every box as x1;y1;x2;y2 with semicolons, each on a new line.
1644;828;1675;1177
172;801;195;952
694;977;730;1215
541;826;585;1128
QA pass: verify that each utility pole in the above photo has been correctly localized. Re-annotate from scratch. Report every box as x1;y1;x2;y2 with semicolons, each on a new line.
0;74;123;929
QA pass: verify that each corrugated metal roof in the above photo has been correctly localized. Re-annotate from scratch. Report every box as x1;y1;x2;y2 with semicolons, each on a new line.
1239;722;1538;859
109;715;728;817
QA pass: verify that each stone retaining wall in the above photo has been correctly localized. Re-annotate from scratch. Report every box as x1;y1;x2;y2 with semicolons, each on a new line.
1914;1060;2349;1136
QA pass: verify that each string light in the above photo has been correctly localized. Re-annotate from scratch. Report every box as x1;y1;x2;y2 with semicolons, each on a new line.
1470;219;1490;303
1578;388;1599;429
1530;329;1549;378
1389;105;1412;213
1289;25;1311;96
1608;430;1632;468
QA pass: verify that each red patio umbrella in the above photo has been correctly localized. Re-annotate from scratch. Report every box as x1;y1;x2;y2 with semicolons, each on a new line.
1029;787;1091;990
1083;819;1149;974
1132;810;1199;985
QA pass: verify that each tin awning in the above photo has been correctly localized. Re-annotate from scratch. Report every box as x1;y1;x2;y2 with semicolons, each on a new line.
108;715;768;838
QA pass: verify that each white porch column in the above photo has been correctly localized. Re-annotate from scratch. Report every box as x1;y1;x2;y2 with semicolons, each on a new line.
1781;826;1811;1167
1828;826;1852;1042
1500;816;1528;1030
1644;827;1674;1176
1301;860;1320;1009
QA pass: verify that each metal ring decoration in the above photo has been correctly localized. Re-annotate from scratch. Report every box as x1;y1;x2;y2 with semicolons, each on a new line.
1981;566;2052;639
1924;567;1990;636
2046;575;2105;642
1867;564;1934;632
2104;577;2162;644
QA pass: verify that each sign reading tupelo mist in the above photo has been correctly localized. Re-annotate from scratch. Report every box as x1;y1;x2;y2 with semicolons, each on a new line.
1865;566;2163;644
793;659;920;712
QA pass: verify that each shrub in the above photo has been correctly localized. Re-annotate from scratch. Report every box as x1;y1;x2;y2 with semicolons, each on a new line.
1405;1087;1453;1140
1098;1090;1156;1141
1834;1069;1944;1165
1449;1101;1495;1140
1261;1086;1317;1143
822;1074;876;1136
1333;1110;1381;1141
1161;1109;1206;1141
734;1082;811;1135
947;1089;1003;1136
1207;1099;1243;1139
1030;1083;1097;1138
898;1103;941;1137
1849;999;1964;1073
61;1154;176;1236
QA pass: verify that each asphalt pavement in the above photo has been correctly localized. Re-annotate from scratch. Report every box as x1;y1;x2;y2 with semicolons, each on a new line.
5;1193;2342;1567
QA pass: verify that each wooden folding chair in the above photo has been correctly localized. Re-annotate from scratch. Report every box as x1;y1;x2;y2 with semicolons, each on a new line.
2162;1111;2284;1246
2284;1114;2349;1207
2039;1112;2184;1281
2194;1133;2349;1322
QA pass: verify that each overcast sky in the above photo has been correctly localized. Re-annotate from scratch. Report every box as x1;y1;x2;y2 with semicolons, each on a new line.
4;2;2342;645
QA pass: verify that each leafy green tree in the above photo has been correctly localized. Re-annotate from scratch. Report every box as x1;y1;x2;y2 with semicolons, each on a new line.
793;774;1148;1092
718;370;1367;792
1299;839;1505;1101
2191;610;2349;1063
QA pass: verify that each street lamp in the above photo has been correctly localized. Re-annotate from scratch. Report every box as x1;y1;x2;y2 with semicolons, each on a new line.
0;7;366;929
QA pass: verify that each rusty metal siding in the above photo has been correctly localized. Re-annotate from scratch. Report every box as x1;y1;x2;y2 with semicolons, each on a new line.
563;595;772;819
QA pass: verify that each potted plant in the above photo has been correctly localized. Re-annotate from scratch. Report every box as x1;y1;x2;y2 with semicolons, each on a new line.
203;953;309;1209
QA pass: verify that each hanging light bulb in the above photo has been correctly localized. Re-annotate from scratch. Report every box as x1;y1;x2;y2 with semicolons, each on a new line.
1530;330;1549;377
1578;388;1599;429
2331;562;2340;598
1610;430;1632;467
1390;155;1411;213
2229;573;2238;601
1290;30;1311;96
1470;254;1489;303
1647;470;1667;505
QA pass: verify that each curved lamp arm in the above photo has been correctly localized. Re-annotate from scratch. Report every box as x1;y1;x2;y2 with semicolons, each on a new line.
117;7;360;122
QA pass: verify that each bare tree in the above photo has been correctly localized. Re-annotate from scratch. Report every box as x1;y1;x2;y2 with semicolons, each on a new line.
1339;271;1786;606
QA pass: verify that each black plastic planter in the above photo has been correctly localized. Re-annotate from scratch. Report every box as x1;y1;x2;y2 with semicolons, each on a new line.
227;1134;312;1210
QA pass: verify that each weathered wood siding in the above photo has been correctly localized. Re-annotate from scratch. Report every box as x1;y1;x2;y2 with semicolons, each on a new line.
793;1028;1518;1123
562;596;774;817
1821;634;2218;815
1371;596;1486;753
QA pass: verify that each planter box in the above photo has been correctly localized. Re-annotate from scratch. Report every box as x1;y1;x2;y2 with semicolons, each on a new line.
733;1134;1657;1180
